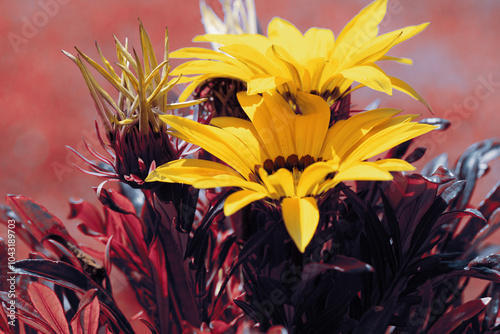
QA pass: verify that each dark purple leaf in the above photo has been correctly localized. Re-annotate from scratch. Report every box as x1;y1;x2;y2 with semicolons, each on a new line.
483;283;500;330
303;256;373;275
386;140;412;160
380;189;402;266
233;299;262;325
454;139;500;210
211;222;278;320
468;209;500;256
446;209;487;255
427;298;490;334
478;182;500;220
405;147;427;163
407;196;448;260
353;298;397;334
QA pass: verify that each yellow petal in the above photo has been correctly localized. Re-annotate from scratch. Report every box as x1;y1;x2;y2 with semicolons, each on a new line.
297;161;338;197
237;91;296;158
269;45;305;90
281;197;319;253
267;168;296;198
158;114;257;177
339;63;392;95
210;117;271;164
390;76;432;112
294;91;330;159
261;91;297;157
224;190;267;216
372;158;415;172
333;0;388;59
349;23;429;65
247;74;292;95
317;161;393;194
258;167;280;199
343;121;436;164
379;55;413;65
147;159;239;182
147;159;268;193
320;108;401;160
304;27;335;59
220;44;282;75
193;175;268;193
267;18;306;59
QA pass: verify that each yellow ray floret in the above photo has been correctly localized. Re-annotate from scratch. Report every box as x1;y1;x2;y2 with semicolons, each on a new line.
171;0;430;109
147;91;435;252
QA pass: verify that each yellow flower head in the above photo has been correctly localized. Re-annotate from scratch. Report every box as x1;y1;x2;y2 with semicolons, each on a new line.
171;0;430;109
146;91;435;252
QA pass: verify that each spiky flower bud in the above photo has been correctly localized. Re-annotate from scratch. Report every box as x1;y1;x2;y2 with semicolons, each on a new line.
65;21;205;188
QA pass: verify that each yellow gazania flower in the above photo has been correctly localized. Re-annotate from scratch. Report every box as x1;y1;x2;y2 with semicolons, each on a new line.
146;91;435;252
170;0;431;109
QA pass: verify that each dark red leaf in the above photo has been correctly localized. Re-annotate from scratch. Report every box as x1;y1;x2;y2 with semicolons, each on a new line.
27;282;70;334
406;147;427;163
483;283;500;330
70;289;100;334
104;236;113;277
6;195;78;245
353;298;397;334
469;209;500;256
478;182;500;220
0;292;55;334
303;256;373;276
139;318;159;334
148;237;170;332
14;259;134;334
44;239;84;272
427;298;490;334
0;305;10;332
68;199;105;235
95;188;136;215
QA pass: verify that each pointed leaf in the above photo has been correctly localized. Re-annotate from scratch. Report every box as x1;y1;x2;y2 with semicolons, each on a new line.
419;118;451;131
6;195;78;245
70;289;100;334
14;259;134;334
427;298;490;334
28;282;70;334
0;292;55;334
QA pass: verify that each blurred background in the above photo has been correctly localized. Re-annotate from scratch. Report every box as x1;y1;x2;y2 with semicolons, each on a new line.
1;0;500;326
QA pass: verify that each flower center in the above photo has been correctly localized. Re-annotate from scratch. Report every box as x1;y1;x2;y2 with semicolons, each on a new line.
262;154;318;175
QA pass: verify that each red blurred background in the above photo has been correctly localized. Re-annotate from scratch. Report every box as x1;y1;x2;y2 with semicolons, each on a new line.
1;0;500;328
